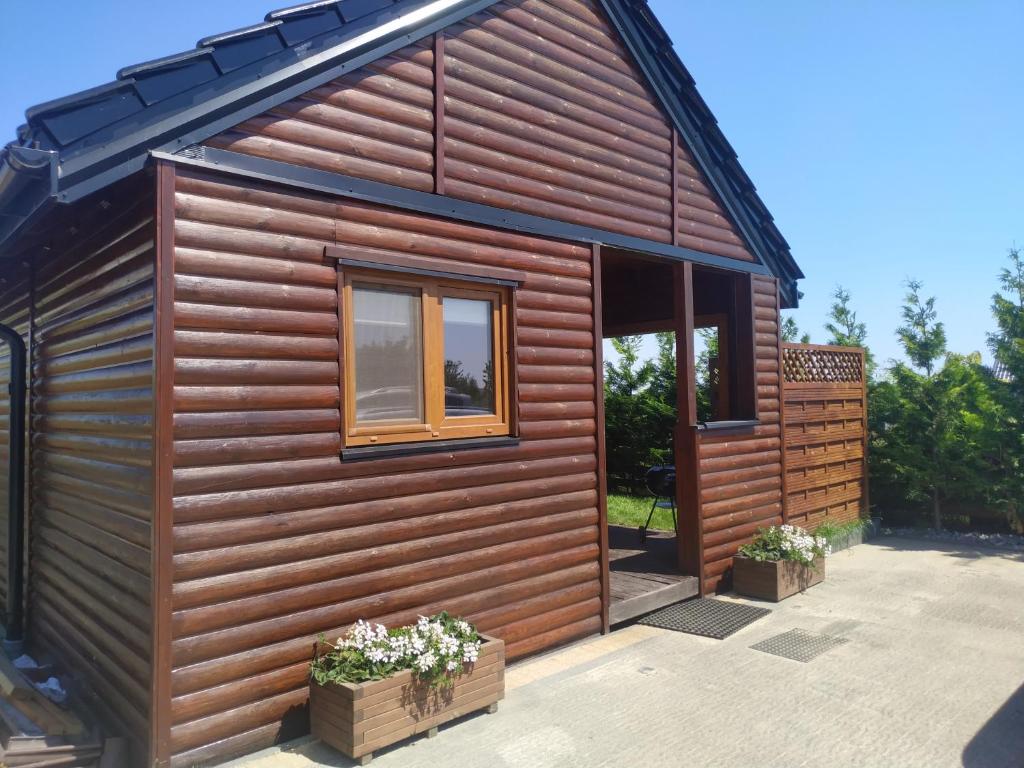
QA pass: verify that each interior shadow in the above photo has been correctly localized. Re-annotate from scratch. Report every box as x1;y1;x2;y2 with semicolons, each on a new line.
608;524;678;576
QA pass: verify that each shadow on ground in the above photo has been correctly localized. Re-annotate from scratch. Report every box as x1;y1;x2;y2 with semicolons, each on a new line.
865;534;1024;564
962;681;1024;767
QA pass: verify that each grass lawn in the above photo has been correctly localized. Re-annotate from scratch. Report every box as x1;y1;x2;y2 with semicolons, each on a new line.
607;494;676;531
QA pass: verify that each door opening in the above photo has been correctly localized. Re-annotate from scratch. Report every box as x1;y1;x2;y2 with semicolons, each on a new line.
598;248;700;624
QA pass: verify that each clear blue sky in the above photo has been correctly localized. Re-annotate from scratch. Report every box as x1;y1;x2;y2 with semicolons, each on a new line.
2;1;1021;368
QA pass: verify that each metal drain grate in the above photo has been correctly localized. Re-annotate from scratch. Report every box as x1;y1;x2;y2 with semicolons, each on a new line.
751;628;849;662
638;598;770;639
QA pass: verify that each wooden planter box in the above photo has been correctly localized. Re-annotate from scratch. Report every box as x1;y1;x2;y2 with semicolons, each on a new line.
310;636;504;764
733;556;825;601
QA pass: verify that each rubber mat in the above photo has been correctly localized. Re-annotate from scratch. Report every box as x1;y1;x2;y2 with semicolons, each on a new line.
638;598;770;639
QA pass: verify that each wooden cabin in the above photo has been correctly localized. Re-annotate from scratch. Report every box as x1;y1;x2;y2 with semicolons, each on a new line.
0;0;867;765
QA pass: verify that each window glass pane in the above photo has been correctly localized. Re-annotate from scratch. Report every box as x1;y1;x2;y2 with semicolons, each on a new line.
352;283;423;423
443;297;495;416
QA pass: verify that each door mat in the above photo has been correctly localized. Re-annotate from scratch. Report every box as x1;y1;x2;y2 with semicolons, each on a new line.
750;628;848;662
638;598;770;639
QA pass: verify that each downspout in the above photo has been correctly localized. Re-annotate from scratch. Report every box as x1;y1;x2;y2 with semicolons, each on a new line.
0;142;56;654
0;323;25;654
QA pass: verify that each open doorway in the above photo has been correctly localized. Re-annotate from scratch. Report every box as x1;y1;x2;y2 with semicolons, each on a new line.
599;248;699;623
599;251;760;622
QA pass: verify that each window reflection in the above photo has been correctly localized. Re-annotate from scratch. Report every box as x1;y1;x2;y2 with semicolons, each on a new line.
352;283;424;423
443;297;494;416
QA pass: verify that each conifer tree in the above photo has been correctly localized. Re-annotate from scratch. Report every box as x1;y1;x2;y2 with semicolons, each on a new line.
781;315;810;344
987;248;1024;529
825;286;874;376
876;281;994;530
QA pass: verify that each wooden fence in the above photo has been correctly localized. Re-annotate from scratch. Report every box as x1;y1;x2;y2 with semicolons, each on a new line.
780;343;868;529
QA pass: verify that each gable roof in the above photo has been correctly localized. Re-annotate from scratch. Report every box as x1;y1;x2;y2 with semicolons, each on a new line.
0;0;803;304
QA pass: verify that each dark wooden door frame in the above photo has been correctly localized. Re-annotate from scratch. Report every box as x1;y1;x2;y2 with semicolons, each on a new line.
593;254;704;632
673;262;704;587
592;244;611;634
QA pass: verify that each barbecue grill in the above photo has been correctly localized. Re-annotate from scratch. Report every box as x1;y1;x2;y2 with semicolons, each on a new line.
640;465;677;542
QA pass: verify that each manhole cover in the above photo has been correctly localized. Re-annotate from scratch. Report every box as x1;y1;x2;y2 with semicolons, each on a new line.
751;628;848;662
638;598;770;639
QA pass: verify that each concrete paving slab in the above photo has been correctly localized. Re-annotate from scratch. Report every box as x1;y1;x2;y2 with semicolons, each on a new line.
223;537;1024;768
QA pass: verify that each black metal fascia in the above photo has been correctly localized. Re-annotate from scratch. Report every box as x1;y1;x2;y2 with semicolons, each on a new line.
54;0;500;205
154;146;774;278
596;0;802;307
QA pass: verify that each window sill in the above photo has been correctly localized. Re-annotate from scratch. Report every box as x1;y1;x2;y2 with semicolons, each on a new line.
341;435;519;462
696;420;760;434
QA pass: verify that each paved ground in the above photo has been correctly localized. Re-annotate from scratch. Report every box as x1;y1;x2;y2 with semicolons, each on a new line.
227;537;1024;768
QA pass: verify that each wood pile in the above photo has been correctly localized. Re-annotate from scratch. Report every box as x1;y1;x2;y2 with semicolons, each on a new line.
0;651;110;767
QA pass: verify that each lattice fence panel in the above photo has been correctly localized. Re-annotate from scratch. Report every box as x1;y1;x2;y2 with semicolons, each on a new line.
783;346;863;384
781;344;867;529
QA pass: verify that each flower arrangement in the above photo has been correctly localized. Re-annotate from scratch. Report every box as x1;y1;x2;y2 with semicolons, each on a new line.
311;612;482;691
738;524;831;566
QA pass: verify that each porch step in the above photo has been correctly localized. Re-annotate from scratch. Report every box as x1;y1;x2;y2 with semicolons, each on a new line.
609;574;700;625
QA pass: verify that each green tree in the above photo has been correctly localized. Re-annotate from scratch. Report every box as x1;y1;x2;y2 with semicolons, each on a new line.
781;314;810;344
648;332;678;412
896;280;946;376
825;286;874;376
872;281;996;530
988;247;1024;394
694;327;719;422
986;247;1024;529
603;337;675;493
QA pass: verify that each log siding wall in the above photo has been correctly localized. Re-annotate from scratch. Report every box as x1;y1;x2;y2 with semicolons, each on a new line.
0;4;801;762
166;170;601;765
0;186;157;755
697;275;783;593
208;40;436;192
205;0;754;266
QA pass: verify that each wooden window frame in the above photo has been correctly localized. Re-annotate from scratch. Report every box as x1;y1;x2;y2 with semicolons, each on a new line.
692;270;757;424
338;265;512;449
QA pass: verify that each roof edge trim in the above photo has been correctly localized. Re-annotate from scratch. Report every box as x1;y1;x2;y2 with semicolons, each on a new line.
157;145;774;278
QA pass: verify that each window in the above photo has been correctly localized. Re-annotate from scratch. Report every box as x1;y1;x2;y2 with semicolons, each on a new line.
693;268;756;423
340;268;511;447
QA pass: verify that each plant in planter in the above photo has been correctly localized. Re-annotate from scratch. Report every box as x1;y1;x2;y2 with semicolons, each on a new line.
815;517;873;553
309;613;504;765
733;525;831;601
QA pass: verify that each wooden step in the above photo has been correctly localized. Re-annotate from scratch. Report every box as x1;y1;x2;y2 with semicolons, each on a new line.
609;574;700;625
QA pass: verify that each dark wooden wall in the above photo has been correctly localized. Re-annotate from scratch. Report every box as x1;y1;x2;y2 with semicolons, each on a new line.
0;265;31;616
208;39;435;192
206;0;753;264
696;275;783;593
0;182;156;755
780;344;867;529
443;0;673;241
164;168;601;765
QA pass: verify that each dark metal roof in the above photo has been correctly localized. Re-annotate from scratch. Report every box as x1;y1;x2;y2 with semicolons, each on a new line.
0;0;802;304
990;360;1014;384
